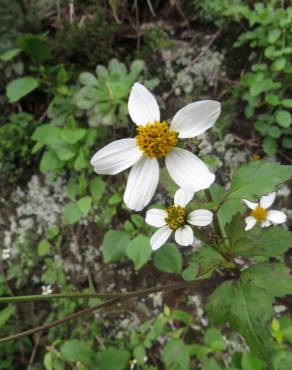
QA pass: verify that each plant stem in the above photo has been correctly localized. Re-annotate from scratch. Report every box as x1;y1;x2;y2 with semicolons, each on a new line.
0;298;120;344
0;280;207;343
0;280;206;304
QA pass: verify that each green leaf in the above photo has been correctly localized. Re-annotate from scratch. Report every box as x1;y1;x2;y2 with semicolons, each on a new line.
0;48;22;61
275;110;291;128
268;29;281;43
282;137;292;149
182;262;198;281
241;352;265;370
202;358;222;370
60;340;93;364
53;144;75;161
101;230;131;263
61;128;86;144
47;226;59;240
40;150;63;173
240;263;292;298
90;177;106;203
234;227;292;257
18;34;52;62
37;239;51;256
227;161;292;200
265;94;280;106
126;235;152;270
272;57;286;71
32;124;61;144
207;280;275;369
0;306;15;328
77;196;92;215
6;76;39;103
63;202;82;224
263;137;277;156
163;339;190;370
153;243;182;274
204;327;227;352
281;99;292;108
79;72;98;86
94;348;130;370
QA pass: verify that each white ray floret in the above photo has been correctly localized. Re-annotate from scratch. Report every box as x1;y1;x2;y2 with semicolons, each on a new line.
91;82;221;211
146;189;213;250
242;192;287;231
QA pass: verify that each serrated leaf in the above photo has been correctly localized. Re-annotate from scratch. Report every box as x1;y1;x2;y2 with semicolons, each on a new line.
101;230;130;263
126;235;152;270
153;243;182;274
240;263;292;298
234;226;292;257
37;239;51;256
275;110;291;128
227;161;292;200
207;280;275;369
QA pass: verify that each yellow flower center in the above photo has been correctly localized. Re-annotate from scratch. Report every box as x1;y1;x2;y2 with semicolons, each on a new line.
165;205;186;230
136;121;177;158
251;206;267;222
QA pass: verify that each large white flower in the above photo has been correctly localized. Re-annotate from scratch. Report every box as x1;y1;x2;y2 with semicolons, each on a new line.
91;82;221;211
242;192;287;231
145;189;213;250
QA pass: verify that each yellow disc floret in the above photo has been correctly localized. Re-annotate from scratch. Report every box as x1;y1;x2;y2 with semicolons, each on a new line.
136;121;177;158
165;205;186;230
251;206;267;222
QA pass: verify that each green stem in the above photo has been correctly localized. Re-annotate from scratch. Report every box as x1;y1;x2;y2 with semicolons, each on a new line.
0;280;207;343
0;280;205;304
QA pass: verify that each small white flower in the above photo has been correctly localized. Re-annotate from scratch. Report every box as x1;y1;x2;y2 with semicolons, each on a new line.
42;285;53;295
145;189;213;250
242;192;287;231
91;82;221;211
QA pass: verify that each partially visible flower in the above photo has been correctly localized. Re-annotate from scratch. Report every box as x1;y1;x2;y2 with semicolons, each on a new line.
91;82;220;211
42;285;53;295
242;192;287;231
145;189;213;250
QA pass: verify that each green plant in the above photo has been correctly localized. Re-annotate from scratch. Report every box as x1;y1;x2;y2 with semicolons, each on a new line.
74;58;158;126
0;112;38;179
234;2;292;155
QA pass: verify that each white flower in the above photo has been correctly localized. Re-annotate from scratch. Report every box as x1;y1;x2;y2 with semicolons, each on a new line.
145;188;213;250
91;82;220;211
42;285;53;295
242;192;287;231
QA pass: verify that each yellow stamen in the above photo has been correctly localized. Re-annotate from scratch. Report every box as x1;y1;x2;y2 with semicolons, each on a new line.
136;121;177;158
251;206;267;222
165;205;186;230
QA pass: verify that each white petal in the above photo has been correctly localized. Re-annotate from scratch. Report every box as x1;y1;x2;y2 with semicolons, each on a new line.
150;226;172;251
260;192;276;209
187;209;213;226
174;225;194;246
123;156;159;211
245;216;257;231
145;209;167;228
91;138;142;175
165;148;215;192
242;199;258;210
266;210;287;224
128;82;160;125
170;100;221;138
261;220;271;228
174;188;195;207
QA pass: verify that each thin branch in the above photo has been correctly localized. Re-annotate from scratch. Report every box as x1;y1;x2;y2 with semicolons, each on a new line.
0;280;206;304
0;298;120;344
0;280;207;343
